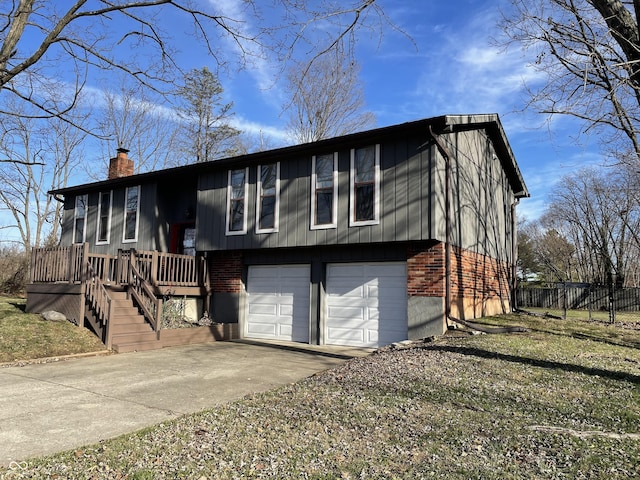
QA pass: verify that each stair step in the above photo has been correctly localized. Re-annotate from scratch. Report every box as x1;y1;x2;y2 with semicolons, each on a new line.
110;306;141;317
111;314;146;325
108;288;127;298
110;322;153;335
111;331;159;345
111;297;134;307
113;340;164;354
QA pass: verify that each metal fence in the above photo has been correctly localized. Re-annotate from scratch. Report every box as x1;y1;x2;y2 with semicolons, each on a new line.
516;284;640;324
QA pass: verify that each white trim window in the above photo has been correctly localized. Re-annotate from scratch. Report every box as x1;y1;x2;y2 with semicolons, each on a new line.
350;144;380;226
122;185;140;243
73;194;88;244
96;191;112;245
226;168;248;235
256;162;280;233
311;152;338;229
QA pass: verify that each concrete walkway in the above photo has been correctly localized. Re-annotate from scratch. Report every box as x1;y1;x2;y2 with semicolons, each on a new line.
0;340;368;466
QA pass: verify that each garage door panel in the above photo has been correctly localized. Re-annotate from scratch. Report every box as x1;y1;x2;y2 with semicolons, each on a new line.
326;262;407;348
327;305;364;319
279;304;293;316
248;303;278;315
327;327;365;344
246;321;278;336
246;265;310;343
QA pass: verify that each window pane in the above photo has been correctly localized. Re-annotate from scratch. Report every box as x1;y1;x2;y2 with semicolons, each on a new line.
229;199;244;231
97;192;110;242
75;196;86;217
355;184;374;221
355;146;375;183
261;163;277;195
74;195;87;243
315;155;334;189
230;170;245;198
126;187;138;211
260;196;275;229
316;191;333;225
124;211;137;239
124;187;139;240
74;219;84;244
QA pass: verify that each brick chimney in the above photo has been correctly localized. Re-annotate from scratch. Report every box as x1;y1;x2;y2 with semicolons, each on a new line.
108;148;134;179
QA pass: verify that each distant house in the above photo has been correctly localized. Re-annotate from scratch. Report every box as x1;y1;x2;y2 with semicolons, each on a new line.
26;114;529;352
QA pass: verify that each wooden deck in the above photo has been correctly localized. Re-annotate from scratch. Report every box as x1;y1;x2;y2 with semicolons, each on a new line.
26;244;237;351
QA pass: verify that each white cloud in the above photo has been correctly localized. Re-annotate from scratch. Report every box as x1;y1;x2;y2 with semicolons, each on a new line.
233;116;289;144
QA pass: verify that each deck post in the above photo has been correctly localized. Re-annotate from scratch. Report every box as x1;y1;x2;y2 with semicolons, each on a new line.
67;246;74;284
29;247;36;284
78;243;90;327
151;250;158;286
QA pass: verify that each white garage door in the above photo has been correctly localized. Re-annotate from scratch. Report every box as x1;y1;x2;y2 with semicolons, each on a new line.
325;262;407;348
246;265;310;343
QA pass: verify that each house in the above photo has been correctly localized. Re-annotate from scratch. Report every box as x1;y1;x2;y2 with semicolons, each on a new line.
26;114;529;352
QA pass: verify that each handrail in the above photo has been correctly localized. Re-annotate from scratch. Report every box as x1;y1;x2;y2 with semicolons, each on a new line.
128;255;161;332
84;261;113;348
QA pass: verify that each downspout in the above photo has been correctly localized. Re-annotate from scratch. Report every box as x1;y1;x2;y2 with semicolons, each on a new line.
511;198;520;312
428;125;452;327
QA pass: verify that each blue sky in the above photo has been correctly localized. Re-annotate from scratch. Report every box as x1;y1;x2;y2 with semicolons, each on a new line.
173;0;605;222
0;0;609;247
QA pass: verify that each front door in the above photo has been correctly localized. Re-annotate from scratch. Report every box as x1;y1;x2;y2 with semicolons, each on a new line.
170;222;196;255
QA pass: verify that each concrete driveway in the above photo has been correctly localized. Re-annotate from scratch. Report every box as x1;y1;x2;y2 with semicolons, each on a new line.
0;340;368;466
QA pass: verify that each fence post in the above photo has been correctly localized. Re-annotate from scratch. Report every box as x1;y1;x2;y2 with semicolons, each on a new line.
608;273;616;324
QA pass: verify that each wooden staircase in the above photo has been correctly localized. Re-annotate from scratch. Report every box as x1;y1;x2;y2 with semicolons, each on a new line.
106;287;162;353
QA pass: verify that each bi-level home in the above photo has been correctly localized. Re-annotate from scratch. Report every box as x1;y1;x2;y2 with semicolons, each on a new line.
26;114;529;352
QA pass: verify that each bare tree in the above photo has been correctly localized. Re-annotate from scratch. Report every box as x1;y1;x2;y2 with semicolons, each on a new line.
541;165;640;286
0;1;394;134
284;45;376;143
90;76;181;178
0;97;88;251
176;67;241;162
500;0;640;161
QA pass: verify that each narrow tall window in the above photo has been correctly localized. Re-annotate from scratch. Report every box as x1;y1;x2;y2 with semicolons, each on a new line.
96;191;112;244
123;186;140;242
311;153;337;229
226;168;248;235
350;144;380;226
73;194;88;244
256;162;280;233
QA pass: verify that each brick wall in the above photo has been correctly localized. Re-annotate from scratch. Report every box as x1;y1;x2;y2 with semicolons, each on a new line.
209;250;243;293
407;241;445;296
407;241;512;318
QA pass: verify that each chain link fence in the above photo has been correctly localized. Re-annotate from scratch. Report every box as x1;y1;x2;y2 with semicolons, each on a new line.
516;283;640;325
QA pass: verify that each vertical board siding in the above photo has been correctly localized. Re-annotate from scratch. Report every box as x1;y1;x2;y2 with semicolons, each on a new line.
62;184;158;256
196;135;436;251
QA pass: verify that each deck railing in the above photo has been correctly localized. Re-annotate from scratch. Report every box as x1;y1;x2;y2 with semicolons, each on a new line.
132;250;208;287
29;244;209;290
29;244;210;345
84;261;113;348
30;244;86;283
127;257;161;332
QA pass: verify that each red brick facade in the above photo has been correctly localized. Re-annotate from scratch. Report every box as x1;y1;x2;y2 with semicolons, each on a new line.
407;241;445;296
107;148;134;179
209;251;243;294
407;241;512;318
